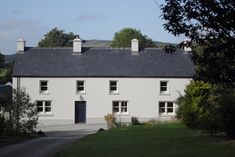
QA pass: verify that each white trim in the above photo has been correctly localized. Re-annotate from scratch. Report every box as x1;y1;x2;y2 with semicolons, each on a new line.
158;101;175;116
36;100;53;115
39;80;49;94
109;80;119;94
160;80;170;95
76;80;86;94
112;100;129;115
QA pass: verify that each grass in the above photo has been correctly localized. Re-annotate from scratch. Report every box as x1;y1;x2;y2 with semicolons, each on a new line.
56;123;235;157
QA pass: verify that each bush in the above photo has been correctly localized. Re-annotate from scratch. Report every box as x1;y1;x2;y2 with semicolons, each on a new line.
0;88;38;136
0;115;6;136
206;85;235;138
177;81;235;138
37;130;45;136
11;88;38;134
177;81;212;128
131;117;140;125
104;113;117;129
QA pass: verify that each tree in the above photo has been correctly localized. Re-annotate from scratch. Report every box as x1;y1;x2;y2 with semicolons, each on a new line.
0;52;4;68
0;52;13;85
38;27;76;47
161;0;234;42
111;28;156;49
161;0;235;83
161;1;235;138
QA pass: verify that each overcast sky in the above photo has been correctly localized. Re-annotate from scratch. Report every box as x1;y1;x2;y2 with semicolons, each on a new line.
0;0;185;54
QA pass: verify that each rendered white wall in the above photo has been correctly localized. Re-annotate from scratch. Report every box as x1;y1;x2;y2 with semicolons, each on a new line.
13;77;191;125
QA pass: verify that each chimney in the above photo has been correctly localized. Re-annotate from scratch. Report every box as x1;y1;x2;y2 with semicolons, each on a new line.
73;36;82;54
131;39;139;53
17;38;25;53
183;39;192;52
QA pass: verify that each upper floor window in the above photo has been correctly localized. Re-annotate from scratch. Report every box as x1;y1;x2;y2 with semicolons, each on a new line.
77;80;85;94
40;80;48;94
36;100;52;115
109;80;118;94
112;101;128;114
159;102;174;115
160;81;169;94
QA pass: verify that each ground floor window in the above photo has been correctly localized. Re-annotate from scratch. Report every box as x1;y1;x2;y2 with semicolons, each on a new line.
159;101;174;115
112;101;128;114
36;101;52;114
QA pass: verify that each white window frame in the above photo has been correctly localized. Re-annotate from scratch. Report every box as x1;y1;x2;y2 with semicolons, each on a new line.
160;81;169;94
159;101;175;115
76;80;86;94
109;80;118;94
36;100;52;115
40;80;49;94
112;101;128;115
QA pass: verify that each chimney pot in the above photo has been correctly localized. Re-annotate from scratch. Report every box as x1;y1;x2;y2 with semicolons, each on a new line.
17;38;25;53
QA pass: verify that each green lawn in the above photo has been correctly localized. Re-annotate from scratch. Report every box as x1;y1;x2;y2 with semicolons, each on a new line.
56;123;235;157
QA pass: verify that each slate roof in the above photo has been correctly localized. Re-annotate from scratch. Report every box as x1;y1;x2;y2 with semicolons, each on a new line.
13;47;194;78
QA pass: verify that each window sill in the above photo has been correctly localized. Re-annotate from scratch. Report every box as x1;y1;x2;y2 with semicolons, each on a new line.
39;92;50;95
159;93;170;96
76;92;86;95
159;113;175;116
113;113;130;116
38;114;54;117
109;92;119;95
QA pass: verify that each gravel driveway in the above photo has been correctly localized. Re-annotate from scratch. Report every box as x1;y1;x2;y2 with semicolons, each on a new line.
0;124;106;157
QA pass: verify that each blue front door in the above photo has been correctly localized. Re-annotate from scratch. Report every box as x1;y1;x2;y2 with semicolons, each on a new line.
75;101;86;123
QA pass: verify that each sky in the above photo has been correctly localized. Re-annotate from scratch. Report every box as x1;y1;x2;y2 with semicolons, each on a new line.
0;0;185;55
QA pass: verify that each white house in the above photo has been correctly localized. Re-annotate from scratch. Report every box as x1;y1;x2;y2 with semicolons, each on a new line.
13;38;194;125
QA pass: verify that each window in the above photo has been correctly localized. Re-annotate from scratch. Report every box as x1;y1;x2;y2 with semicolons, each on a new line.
121;101;128;113
109;81;118;93
112;101;128;114
159;102;174;115
40;80;48;93
37;101;43;112
159;102;165;113
36;101;52;114
76;80;85;93
160;81;169;94
113;101;119;113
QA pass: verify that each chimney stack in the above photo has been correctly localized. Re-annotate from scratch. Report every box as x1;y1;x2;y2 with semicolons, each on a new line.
73;36;82;54
131;39;139;53
17;38;25;53
183;39;192;52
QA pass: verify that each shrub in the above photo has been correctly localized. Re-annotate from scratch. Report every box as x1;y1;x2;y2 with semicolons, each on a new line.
176;81;212;128
206;84;235;138
37;130;45;136
177;81;235;139
0;88;38;136
97;128;105;132
131;117;140;125
0;115;6;136
104;113;117;129
11;88;38;134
